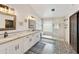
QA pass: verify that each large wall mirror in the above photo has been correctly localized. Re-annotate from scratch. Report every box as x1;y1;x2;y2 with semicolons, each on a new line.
0;13;16;31
0;4;16;31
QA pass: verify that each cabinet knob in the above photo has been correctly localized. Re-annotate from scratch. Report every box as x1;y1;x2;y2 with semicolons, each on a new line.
17;45;19;49
15;44;19;51
29;39;32;42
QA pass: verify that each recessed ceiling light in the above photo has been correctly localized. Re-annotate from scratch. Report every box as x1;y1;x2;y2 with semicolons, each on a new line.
51;8;55;11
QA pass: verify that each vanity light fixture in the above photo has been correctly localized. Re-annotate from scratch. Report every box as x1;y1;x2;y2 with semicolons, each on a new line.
0;4;15;15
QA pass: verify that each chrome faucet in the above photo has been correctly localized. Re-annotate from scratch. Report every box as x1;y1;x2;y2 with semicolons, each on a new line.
4;32;8;38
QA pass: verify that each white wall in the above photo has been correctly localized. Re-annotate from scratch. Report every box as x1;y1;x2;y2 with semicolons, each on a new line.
9;4;40;31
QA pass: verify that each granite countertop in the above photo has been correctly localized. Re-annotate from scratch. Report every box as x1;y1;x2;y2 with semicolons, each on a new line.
0;30;40;45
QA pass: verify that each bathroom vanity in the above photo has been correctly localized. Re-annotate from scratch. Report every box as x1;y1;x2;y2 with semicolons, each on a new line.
0;31;41;54
0;4;41;54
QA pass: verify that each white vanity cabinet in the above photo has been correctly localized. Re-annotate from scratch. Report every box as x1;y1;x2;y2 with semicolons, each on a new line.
0;38;24;54
0;32;41;54
28;32;40;49
23;32;41;53
0;40;20;54
6;38;24;54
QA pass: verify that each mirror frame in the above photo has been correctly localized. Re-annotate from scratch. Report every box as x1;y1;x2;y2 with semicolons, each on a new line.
0;11;16;31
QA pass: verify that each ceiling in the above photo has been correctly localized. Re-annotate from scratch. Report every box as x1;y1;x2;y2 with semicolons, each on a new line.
8;4;75;18
30;4;74;18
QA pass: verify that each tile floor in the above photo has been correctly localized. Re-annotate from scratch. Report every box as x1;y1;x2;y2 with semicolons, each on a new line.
25;38;77;54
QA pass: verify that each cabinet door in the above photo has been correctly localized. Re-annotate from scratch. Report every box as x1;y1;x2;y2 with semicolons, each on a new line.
0;41;13;54
28;33;40;48
0;48;7;54
32;33;40;44
13;38;24;54
26;35;33;49
23;36;30;53
0;44;7;54
6;45;16;54
35;33;41;42
32;33;38;44
6;38;24;54
6;40;18;54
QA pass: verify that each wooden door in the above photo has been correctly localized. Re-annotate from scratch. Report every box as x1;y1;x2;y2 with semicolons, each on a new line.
77;12;79;53
70;13;77;51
